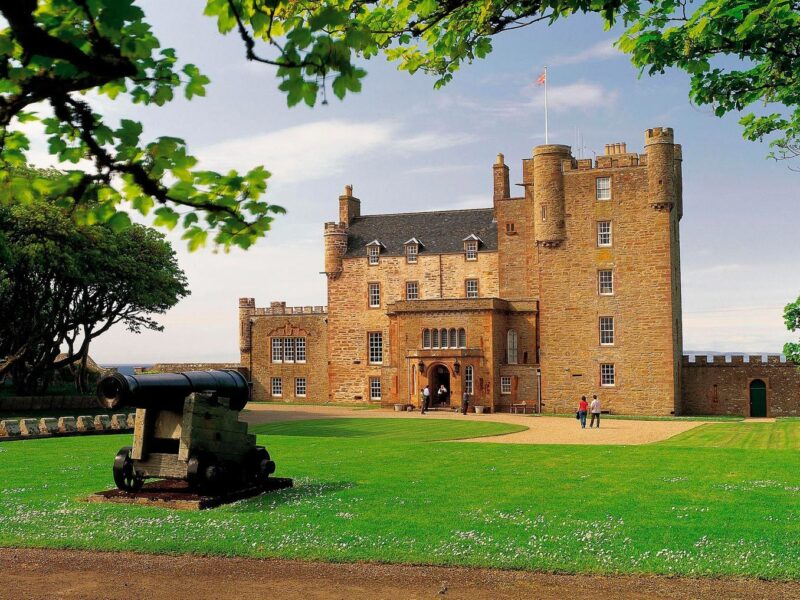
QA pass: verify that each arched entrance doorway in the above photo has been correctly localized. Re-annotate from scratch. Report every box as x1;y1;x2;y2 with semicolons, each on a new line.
428;364;451;408
749;379;767;417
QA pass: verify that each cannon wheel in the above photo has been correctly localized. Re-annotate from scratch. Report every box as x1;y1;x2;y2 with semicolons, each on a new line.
113;447;144;493
187;453;224;494
247;446;275;485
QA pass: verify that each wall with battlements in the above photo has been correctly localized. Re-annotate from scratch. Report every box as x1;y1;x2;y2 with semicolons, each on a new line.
521;128;683;416
239;300;329;402
681;355;800;416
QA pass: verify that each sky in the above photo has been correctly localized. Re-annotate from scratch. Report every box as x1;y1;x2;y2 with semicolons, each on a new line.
25;1;800;363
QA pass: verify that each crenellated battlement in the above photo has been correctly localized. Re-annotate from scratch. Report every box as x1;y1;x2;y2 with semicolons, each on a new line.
324;221;348;234
645;127;674;143
238;297;255;308
682;353;788;365
562;153;647;172
253;305;327;316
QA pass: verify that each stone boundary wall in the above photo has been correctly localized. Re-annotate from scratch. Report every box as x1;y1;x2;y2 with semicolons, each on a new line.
0;413;135;441
681;354;800;416
0;395;97;411
135;363;243;374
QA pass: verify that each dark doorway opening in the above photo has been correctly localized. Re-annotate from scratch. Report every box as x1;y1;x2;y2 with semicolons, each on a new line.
749;379;767;417
430;365;451;408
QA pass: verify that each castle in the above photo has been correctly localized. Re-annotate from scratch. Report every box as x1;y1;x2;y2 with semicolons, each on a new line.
237;127;800;416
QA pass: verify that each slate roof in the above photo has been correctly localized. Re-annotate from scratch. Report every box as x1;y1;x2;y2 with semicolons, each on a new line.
344;208;497;257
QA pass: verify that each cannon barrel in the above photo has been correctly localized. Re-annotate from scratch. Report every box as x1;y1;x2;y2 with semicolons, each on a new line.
97;370;250;412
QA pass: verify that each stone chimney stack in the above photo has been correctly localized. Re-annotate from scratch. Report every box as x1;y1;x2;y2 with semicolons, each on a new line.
339;184;361;225
493;153;510;202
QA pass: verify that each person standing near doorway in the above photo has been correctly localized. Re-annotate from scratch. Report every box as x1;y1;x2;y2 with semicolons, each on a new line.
590;394;601;428
421;385;430;414
437;384;448;406
461;389;469;415
578;395;588;429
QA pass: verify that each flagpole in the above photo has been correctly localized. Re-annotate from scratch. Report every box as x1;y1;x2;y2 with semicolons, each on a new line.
544;65;549;144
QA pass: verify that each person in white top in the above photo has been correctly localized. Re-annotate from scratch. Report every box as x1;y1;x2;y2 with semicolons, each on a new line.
590;395;601;428
421;385;431;414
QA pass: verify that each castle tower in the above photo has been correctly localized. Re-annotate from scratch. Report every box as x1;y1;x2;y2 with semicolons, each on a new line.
644;127;675;210
325;184;355;278
238;297;255;354
533;144;571;246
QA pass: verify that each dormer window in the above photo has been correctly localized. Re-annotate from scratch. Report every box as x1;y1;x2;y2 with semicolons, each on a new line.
462;234;482;261
365;240;383;265
404;238;422;264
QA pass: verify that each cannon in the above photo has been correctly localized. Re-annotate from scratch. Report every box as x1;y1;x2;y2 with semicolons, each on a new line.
97;370;275;494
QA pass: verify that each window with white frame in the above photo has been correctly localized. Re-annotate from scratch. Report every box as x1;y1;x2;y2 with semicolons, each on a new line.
598;270;614;295
295;377;307;397
465;240;478;261
599;316;615;345
368;282;380;308
507;330;518;364
368;332;383;364
458;328;467;348
406;281;419;300
449;328;457;349
422;328;431;349
271;338;282;363
405;244;418;263
500;376;512;394
601;363;615;386
271;377;282;397
440;328;448;348
431;328;439;348
283;337;295;362
367;245;380;265
596;176;611;200
464;365;473;395
597;221;612;247
272;337;305;363
370;377;382;400
465;279;479;298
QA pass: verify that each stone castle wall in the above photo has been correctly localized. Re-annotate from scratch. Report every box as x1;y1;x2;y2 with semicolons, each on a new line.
681;355;800;416
239;302;328;402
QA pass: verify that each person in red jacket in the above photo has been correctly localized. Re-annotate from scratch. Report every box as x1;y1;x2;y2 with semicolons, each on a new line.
577;395;588;429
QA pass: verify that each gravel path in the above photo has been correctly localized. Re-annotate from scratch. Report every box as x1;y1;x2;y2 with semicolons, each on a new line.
241;404;705;445
2;548;798;600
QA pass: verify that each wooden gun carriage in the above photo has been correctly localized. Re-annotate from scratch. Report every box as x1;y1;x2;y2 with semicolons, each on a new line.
97;370;275;493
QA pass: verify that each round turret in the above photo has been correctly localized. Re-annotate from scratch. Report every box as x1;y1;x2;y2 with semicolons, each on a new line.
644;127;675;210
533;144;571;246
324;222;348;277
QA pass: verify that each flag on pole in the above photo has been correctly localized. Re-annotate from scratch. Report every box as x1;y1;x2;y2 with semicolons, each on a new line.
536;71;546;85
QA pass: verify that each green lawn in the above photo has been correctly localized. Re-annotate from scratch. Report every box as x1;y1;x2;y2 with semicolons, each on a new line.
1;418;800;579
660;421;800;449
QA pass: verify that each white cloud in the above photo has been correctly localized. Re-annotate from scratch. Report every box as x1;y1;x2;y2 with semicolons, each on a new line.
198;120;475;184
548;40;622;66
444;81;616;120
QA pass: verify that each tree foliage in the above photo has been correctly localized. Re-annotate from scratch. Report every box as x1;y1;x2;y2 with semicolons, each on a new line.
0;192;189;394
3;1;798;249
1;0;284;251
785;296;800;365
